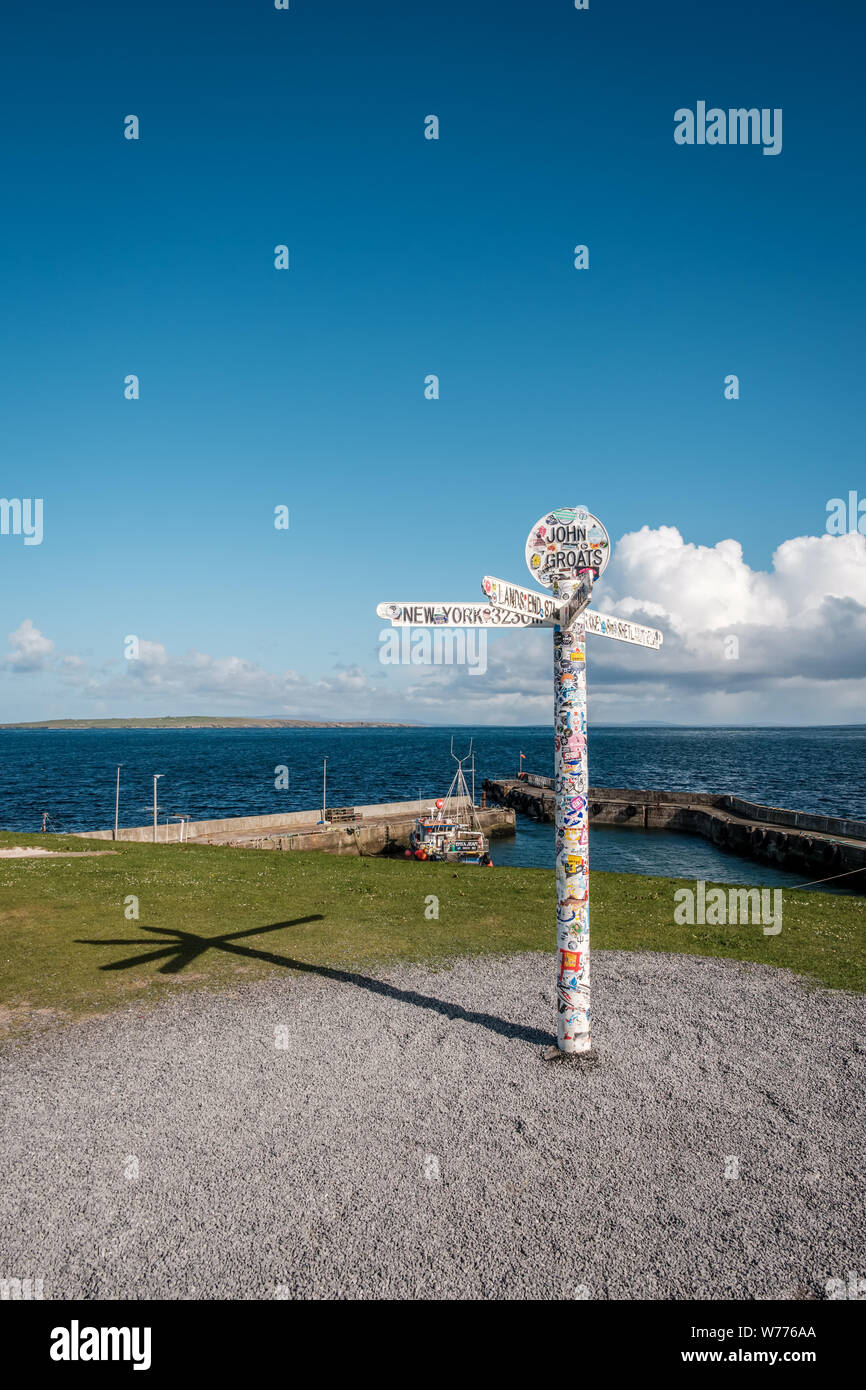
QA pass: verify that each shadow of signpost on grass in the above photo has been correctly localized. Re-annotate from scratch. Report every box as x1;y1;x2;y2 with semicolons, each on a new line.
76;919;553;1045
77;917;325;975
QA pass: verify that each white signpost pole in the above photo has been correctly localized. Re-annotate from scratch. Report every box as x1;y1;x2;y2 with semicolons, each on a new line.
377;505;661;1057
552;590;592;1052
550;601;662;1054
526;506;609;1055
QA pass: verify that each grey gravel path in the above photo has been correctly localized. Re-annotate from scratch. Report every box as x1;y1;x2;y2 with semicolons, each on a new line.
0;950;863;1300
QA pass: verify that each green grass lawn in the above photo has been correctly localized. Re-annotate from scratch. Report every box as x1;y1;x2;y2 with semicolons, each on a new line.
0;829;863;1037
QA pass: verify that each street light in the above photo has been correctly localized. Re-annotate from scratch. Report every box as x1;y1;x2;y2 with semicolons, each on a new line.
152;774;163;844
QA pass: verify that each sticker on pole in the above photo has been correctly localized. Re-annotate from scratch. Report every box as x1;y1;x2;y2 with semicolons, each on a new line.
525;506;611;591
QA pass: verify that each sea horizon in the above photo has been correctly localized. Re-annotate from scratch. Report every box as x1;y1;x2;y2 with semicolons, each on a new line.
3;719;866;731
3;724;864;893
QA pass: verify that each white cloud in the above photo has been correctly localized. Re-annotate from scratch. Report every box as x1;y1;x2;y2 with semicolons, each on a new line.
591;527;866;688
119;646;367;710
381;526;866;723
4;527;866;725
601;526;866;634
11;633;382;719
4;619;55;672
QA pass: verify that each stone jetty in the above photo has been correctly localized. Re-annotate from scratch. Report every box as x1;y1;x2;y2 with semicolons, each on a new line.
73;798;515;857
483;778;866;889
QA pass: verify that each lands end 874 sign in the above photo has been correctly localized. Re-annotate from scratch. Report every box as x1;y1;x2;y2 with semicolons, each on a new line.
525;506;610;591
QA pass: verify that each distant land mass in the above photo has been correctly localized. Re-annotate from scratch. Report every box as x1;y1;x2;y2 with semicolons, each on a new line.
0;716;421;731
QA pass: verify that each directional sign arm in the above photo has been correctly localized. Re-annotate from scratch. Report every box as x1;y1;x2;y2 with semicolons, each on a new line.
376;601;555;628
376;603;662;644
481;576;564;623
560;573;594;627
584;609;663;648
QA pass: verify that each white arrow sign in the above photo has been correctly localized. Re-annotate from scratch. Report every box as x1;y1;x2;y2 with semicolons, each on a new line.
585;609;663;648
559;573;595;628
376;601;554;628
481;576;564;622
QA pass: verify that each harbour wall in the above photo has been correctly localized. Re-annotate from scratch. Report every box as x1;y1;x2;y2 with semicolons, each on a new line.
72;798;515;856
483;779;866;887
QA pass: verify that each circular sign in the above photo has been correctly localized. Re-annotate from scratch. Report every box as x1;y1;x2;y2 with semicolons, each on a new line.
525;506;610;591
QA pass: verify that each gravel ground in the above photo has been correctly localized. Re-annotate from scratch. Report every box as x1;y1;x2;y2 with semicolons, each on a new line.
0;950;863;1301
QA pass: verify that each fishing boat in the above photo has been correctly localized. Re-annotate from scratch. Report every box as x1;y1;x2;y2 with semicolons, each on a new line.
407;740;492;866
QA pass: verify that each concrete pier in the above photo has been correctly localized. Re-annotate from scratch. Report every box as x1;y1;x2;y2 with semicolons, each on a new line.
73;798;515;857
483;779;866;889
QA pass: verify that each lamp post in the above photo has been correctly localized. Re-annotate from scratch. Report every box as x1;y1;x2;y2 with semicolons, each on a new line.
152;774;163;844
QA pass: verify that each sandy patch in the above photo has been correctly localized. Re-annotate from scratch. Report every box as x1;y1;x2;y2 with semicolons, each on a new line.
0;848;118;858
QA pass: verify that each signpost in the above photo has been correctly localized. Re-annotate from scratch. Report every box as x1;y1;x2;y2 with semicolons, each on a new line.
376;601;553;628
558;572;594;629
525;505;611;593
584;610;663;648
377;504;662;1056
480;577;563;623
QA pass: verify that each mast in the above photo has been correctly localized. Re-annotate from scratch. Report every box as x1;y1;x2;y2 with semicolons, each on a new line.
444;738;481;830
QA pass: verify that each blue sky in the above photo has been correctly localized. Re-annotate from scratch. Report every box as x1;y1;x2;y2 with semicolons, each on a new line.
2;0;865;724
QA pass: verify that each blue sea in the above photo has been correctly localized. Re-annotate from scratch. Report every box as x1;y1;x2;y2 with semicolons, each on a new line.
1;725;864;892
